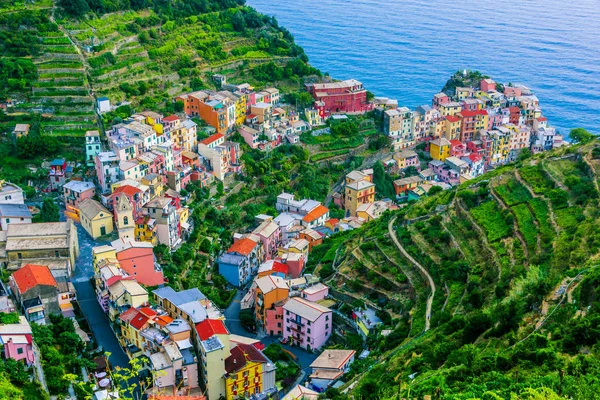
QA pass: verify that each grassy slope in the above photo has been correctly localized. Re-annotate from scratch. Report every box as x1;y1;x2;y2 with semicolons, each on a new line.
311;140;600;399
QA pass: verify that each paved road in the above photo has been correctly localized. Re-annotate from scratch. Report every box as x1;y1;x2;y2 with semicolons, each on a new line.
71;223;131;370
223;289;248;336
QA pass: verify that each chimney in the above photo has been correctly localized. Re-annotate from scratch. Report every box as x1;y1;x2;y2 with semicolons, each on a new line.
233;359;237;364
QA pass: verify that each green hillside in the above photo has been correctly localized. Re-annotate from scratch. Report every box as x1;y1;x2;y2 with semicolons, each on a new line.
311;139;600;399
0;0;320;137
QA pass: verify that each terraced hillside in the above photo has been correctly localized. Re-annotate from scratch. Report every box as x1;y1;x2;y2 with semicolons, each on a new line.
0;2;97;137
310;139;600;399
58;5;317;109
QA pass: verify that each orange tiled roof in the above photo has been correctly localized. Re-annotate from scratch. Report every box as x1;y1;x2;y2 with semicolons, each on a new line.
113;185;142;197
302;204;329;223
196;319;229;341
154;315;173;327
12;264;57;294
201;133;224;145
227;238;257;256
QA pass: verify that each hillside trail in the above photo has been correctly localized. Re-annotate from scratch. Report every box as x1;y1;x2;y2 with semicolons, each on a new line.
388;215;436;331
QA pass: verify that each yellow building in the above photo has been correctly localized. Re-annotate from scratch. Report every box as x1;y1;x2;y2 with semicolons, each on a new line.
429;137;452;161
141;173;164;198
438;101;462;117
429;118;445;139
140;111;164;135
78;198;114;239
134;215;158;245
278;238;309;259
235;93;248;126
455;87;472;101
304;108;323;127
92;245;117;273
225;344;270;400
443;116;462;141
344;180;375;217
107;280;148;321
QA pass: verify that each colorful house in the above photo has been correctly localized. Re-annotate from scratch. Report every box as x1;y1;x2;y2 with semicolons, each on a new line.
111;238;164;287
9;264;64;324
0;316;35;365
307;79;373;115
429;137;451;161
224;343;276;400
79;198;114;239
254;275;289;336
283;297;332;351
85;130;101;166
63;180;96;219
309;349;356;392
443;115;461;140
0;204;32;231
252;221;282;261
344;180;375;217
393;150;420;171
49;159;70;191
393;176;423;196
218;237;262;287
352;307;382;337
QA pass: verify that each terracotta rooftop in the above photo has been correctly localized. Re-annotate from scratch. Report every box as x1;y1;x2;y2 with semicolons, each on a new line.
11;264;57;294
302;204;329;223
196;319;229;341
112;185;142;197
162;115;179;122
201;133;224;145
227;237;257;256
445;115;460;122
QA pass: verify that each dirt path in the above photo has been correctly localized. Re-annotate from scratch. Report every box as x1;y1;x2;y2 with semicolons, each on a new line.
388;216;436;331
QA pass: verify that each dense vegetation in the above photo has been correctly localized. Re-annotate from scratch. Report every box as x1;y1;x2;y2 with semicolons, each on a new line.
308;135;600;399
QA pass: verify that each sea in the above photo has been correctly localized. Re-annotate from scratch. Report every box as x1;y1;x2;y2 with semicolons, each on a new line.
249;0;600;136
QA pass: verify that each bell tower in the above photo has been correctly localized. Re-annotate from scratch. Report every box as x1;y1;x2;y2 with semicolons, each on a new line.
115;195;134;240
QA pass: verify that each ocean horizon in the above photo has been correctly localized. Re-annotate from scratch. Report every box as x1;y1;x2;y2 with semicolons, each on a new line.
249;0;600;136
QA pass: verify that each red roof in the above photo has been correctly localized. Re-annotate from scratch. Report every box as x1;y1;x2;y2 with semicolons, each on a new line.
120;308;149;330
460;110;488;117
537;117;547;122
113;185;142;197
139;307;157;317
201;133;224;145
302;204;329;223
272;261;289;275
326;218;339;226
450;140;463;147
162;115;179;122
196;319;229;341
12;264;57;294
225;343;268;374
509;106;521;113
227;238;257;256
445;115;460;123
246;114;257;119
469;153;482;162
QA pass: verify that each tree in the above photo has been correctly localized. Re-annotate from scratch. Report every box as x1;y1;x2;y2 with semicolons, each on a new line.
37;198;59;222
428;185;443;196
174;100;184;112
569;128;595;144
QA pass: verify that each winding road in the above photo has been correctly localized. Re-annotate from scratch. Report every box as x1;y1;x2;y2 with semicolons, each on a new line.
388;216;436;331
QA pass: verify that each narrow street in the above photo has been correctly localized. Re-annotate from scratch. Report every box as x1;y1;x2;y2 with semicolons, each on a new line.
71;222;131;370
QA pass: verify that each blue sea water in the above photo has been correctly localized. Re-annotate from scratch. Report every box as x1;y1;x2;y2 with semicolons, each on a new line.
249;0;600;135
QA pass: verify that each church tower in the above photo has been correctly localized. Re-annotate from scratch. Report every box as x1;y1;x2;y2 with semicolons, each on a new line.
115;195;134;240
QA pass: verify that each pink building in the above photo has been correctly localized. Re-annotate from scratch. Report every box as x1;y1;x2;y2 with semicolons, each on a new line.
0;316;35;365
266;303;284;337
301;283;329;303
276;253;305;279
504;86;523;97
480;78;496;92
432;92;450;107
111;238;164;286
238;125;260;149
49;159;69;191
487;112;503;130
449;140;466;158
429;160;460;185
283;297;332;351
307;79;372;116
63;180;96;208
253;220;282;261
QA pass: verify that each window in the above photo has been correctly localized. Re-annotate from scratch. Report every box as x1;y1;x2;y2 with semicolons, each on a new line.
307;328;311;334
17;348;23;355
17;253;22;260
277;322;281;328
326;315;329;321
55;251;60;257
325;324;329;329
